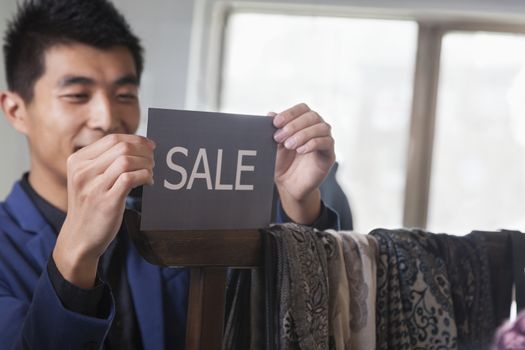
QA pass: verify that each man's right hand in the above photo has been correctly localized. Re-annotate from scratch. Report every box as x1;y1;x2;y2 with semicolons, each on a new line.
53;134;155;288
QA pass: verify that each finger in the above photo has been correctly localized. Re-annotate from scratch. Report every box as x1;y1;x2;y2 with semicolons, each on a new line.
282;122;332;151
273;111;324;144
267;111;277;117
74;134;154;161
273;103;311;128
90;140;154;173
101;155;154;190
295;136;335;155
69;141;154;188
109;169;153;202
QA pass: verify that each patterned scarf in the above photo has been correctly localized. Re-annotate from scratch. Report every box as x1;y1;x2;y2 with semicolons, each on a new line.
371;229;459;350
434;232;495;349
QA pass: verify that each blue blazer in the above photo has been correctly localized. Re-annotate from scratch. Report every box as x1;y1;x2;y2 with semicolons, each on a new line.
0;182;189;350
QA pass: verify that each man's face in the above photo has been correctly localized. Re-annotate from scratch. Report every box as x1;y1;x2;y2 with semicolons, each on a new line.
23;43;140;186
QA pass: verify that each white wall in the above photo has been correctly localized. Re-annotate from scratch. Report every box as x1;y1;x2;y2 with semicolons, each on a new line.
0;1;28;199
203;0;525;16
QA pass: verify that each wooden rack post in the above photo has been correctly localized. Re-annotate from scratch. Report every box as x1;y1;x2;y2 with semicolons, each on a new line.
125;210;262;350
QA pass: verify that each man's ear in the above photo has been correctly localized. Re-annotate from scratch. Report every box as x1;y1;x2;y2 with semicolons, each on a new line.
0;90;29;135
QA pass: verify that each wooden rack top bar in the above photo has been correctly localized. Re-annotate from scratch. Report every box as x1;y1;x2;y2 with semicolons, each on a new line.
124;210;263;268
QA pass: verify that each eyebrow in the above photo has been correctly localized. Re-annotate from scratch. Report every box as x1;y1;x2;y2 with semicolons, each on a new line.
57;74;139;88
58;76;95;88
114;74;139;87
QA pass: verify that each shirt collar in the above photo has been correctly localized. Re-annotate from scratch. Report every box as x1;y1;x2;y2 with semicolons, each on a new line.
19;173;66;235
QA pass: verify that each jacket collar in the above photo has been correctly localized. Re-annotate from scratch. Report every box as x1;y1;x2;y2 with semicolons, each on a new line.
4;182;57;267
5;181;52;234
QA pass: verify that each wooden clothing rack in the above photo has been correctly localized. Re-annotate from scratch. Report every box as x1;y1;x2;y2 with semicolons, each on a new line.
125;210;262;350
125;211;519;350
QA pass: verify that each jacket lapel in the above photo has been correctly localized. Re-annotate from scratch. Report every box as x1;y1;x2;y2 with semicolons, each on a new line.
6;181;167;349
5;182;57;267
126;232;165;350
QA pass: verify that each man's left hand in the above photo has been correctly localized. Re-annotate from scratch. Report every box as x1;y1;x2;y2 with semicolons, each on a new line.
271;103;336;224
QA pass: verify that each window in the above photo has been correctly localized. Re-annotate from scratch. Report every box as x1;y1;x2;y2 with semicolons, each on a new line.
216;8;525;234
428;31;525;234
220;13;418;233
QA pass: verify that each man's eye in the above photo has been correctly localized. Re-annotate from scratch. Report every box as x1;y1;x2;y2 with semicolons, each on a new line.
63;93;89;101
117;94;137;102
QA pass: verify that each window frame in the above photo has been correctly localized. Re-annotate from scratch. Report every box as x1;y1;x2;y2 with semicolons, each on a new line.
187;1;525;229
406;21;525;228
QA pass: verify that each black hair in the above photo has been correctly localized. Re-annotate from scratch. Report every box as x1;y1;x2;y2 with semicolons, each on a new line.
3;0;144;102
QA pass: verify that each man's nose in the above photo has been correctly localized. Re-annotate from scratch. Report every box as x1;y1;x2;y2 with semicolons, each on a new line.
87;94;120;133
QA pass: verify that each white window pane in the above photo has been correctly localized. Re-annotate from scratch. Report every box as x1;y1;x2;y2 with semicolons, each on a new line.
221;13;417;233
429;32;525;234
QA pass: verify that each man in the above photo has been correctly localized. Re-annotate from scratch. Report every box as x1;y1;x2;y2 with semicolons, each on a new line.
0;0;337;348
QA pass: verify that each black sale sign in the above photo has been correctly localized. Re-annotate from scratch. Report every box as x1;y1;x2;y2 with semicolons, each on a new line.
141;108;277;231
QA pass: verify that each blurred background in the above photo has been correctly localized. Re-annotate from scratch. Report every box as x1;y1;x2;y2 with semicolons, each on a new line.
2;0;525;235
